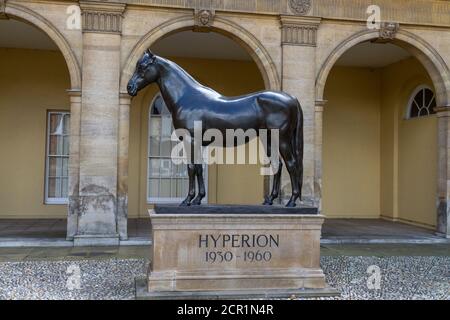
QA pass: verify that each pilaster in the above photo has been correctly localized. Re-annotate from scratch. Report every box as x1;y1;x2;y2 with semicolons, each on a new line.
435;106;450;237
73;1;126;246
280;15;321;206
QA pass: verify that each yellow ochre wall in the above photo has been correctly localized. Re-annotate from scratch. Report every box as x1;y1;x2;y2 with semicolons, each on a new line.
323;57;437;228
0;48;70;218
381;58;437;228
323;67;382;218
128;56;265;218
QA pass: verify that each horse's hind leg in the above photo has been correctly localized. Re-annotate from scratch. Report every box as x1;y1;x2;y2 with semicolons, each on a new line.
279;136;300;207
263;160;283;205
180;164;196;206
192;164;206;205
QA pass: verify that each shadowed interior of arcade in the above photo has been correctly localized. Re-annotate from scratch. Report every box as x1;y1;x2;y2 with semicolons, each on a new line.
322;40;438;230
0;18;70;227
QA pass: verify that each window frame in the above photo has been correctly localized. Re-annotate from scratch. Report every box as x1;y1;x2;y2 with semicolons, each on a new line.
44;110;70;205
146;93;208;204
405;85;436;120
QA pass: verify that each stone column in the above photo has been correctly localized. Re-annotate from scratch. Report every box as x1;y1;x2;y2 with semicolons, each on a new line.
313;99;327;211
436;106;450;238
280;16;321;206
67;89;82;240
117;92;131;240
72;2;126;246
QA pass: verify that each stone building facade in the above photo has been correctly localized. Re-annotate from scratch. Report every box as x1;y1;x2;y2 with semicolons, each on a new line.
0;0;449;245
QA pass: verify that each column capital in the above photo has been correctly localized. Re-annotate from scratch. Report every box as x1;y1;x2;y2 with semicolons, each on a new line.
315;99;327;112
119;91;132;104
280;16;321;47
435;106;450;117
79;1;126;34
67;88;82;97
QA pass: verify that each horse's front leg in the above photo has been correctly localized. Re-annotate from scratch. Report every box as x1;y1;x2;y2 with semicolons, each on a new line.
180;164;196;206
192;164;206;205
263;160;283;205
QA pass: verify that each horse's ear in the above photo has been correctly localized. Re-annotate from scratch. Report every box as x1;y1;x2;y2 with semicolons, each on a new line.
146;49;154;57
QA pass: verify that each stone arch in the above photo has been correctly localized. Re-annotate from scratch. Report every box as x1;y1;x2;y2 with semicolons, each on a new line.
316;29;450;107
5;2;82;89
120;15;280;92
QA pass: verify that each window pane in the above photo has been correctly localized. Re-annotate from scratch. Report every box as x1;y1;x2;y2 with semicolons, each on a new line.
48;178;62;198
49;135;62;155
63;135;70;155
149;159;160;177
63;114;70;134
150;118;161;137
176;164;187;178
161;138;172;157
149;136;160;156
160;179;171;197
62;158;69;177
171;179;177;198
148;178;159;198
177;179;188;197
50;114;62;134
419;108;429;117
414;90;424;108
48;158;58;177
411;106;419;118
161;117;172;137
48;178;57;197
160;159;172;177
61;177;68;198
424;89;434;106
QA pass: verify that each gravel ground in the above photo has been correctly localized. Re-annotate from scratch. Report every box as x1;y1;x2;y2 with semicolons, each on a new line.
0;256;448;300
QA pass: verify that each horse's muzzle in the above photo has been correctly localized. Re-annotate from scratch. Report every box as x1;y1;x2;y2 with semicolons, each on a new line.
127;83;138;97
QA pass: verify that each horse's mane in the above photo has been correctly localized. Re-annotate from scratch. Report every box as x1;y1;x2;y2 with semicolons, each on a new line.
156;56;219;94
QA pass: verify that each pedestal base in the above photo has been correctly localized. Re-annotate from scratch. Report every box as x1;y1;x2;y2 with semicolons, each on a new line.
141;205;336;298
135;277;339;300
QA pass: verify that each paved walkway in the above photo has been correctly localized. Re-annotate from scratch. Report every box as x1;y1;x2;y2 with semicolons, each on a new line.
0;218;447;247
322;218;447;244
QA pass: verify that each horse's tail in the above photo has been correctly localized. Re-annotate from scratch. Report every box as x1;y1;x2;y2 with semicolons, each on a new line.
293;98;304;199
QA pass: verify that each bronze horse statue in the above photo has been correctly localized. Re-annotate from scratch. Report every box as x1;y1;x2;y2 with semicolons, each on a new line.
127;50;304;207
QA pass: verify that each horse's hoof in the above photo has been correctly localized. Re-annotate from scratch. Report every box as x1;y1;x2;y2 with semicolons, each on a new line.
262;196;273;206
285;201;297;208
191;201;202;206
179;202;191;207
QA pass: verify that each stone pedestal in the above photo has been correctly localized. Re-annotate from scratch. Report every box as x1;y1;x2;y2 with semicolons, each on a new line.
136;205;337;299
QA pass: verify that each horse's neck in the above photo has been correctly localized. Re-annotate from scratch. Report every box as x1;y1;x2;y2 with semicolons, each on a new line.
156;60;200;107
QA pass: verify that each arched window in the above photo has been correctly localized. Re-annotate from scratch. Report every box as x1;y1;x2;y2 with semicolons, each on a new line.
147;94;189;203
407;86;436;119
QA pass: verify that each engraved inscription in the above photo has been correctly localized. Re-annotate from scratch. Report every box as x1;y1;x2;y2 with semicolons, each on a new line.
198;233;279;263
199;234;279;248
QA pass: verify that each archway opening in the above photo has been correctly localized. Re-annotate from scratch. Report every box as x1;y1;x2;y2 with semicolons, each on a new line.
127;29;267;219
0;18;72;237
322;40;438;230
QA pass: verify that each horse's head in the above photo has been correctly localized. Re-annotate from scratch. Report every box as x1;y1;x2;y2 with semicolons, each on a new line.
127;49;159;97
